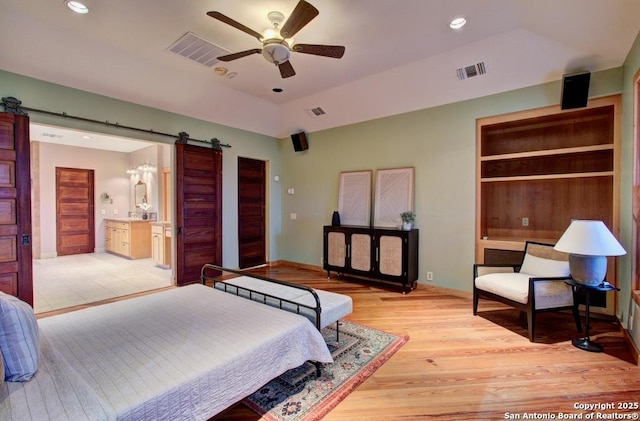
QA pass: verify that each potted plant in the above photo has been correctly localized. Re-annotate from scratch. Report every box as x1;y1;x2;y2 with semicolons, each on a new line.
140;202;152;220
400;211;415;230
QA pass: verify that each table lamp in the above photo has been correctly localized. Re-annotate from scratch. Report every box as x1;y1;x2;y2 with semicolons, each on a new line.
554;220;626;286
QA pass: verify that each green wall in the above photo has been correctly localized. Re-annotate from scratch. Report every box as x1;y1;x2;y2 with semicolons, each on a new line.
0;70;282;268
278;67;624;294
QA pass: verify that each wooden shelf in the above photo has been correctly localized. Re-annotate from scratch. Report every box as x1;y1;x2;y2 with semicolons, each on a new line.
480;144;613;162
481;171;614;182
480;105;614;156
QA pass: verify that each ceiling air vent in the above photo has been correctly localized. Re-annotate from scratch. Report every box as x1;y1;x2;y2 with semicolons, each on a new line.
305;107;326;118
168;32;229;68
456;62;487;81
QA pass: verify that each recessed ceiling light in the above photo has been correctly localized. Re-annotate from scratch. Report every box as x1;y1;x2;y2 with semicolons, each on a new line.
65;0;89;14
272;88;283;93
449;17;467;29
82;135;92;139
213;67;228;76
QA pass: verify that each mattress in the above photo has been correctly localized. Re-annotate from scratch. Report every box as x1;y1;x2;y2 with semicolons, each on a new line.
1;284;332;420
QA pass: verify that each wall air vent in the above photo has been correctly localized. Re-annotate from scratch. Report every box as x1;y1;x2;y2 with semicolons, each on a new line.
456;61;487;81
41;132;62;138
305;107;326;118
168;32;229;68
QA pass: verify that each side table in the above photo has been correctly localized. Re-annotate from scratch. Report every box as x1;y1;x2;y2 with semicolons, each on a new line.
564;278;618;352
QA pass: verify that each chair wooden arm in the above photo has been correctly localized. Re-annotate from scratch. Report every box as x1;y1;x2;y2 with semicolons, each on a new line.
528;275;572;282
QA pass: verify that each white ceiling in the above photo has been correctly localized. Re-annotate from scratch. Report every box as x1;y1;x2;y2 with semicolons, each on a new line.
30;123;152;153
1;0;639;145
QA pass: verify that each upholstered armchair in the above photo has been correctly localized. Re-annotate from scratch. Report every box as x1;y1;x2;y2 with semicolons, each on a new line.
473;241;582;342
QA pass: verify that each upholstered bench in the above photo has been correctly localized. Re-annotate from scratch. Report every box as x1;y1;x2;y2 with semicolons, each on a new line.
214;275;353;335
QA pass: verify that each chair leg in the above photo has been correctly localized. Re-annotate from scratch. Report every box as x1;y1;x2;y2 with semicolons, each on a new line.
527;311;535;342
473;288;479;315
572;304;583;333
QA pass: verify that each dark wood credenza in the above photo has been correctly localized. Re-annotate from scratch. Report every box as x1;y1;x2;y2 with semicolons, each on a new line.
323;225;419;293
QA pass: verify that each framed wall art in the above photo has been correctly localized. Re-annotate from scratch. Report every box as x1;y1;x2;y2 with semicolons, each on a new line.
338;170;372;226
373;167;415;227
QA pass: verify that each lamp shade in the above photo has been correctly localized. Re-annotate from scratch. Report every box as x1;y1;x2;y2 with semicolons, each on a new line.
554;220;626;256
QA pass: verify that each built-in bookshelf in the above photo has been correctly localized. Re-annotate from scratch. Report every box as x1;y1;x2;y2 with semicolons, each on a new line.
475;95;621;293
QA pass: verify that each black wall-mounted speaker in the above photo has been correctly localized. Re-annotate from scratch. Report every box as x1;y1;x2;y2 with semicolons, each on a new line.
291;132;308;152
561;71;590;110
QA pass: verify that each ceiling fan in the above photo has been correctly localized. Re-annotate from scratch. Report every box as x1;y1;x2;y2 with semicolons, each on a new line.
207;0;345;78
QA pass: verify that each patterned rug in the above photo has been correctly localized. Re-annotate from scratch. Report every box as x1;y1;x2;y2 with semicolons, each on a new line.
243;321;409;421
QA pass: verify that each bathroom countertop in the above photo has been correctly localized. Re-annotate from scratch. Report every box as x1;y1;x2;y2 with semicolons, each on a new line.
104;217;152;223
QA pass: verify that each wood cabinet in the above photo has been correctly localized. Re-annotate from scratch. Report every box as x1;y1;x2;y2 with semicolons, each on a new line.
151;222;171;268
323;226;419;293
475;95;620;310
105;219;151;259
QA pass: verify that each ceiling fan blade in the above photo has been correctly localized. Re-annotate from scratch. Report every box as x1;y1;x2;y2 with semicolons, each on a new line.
279;0;319;39
217;49;262;62
207;11;263;41
278;61;296;78
293;44;345;59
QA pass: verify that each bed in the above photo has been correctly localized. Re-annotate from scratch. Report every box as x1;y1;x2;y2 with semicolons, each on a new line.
0;281;333;420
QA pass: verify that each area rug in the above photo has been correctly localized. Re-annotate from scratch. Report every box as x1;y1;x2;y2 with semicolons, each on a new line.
243;321;409;421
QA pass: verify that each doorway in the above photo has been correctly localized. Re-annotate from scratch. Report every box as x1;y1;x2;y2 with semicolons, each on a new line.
237;157;267;268
30;123;174;313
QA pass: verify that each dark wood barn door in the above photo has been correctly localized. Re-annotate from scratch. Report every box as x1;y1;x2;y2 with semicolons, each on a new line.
0;112;33;305
175;143;222;285
56;167;95;256
238;157;266;268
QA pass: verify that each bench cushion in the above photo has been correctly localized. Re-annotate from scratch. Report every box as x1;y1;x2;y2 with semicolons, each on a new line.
474;272;573;309
215;276;353;329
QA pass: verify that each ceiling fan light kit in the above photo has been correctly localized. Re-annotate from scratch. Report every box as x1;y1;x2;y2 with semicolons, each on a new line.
65;0;89;14
207;0;345;79
262;41;291;65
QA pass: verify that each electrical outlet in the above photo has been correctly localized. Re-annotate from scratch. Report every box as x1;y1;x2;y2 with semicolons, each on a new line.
113;209;119;215
522;217;529;227
426;271;433;281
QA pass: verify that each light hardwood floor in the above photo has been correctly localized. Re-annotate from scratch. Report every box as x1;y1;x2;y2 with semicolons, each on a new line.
215;265;640;421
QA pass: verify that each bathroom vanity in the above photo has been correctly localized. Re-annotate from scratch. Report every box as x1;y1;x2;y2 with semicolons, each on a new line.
105;219;152;259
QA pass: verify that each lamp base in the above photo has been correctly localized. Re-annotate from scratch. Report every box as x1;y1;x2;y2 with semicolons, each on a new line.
568;254;607;286
572;337;603;352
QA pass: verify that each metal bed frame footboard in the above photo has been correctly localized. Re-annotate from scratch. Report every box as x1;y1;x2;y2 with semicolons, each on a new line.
201;264;326;377
200;264;323;331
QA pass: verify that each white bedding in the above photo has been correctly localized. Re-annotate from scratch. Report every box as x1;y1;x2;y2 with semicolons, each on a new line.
1;284;332;420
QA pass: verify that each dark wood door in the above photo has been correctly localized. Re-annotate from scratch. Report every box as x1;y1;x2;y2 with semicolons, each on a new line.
175;143;222;285
238;157;266;268
0;112;33;305
56;167;95;256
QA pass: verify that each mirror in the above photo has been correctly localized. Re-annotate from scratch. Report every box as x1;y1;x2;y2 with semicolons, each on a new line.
134;181;147;208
